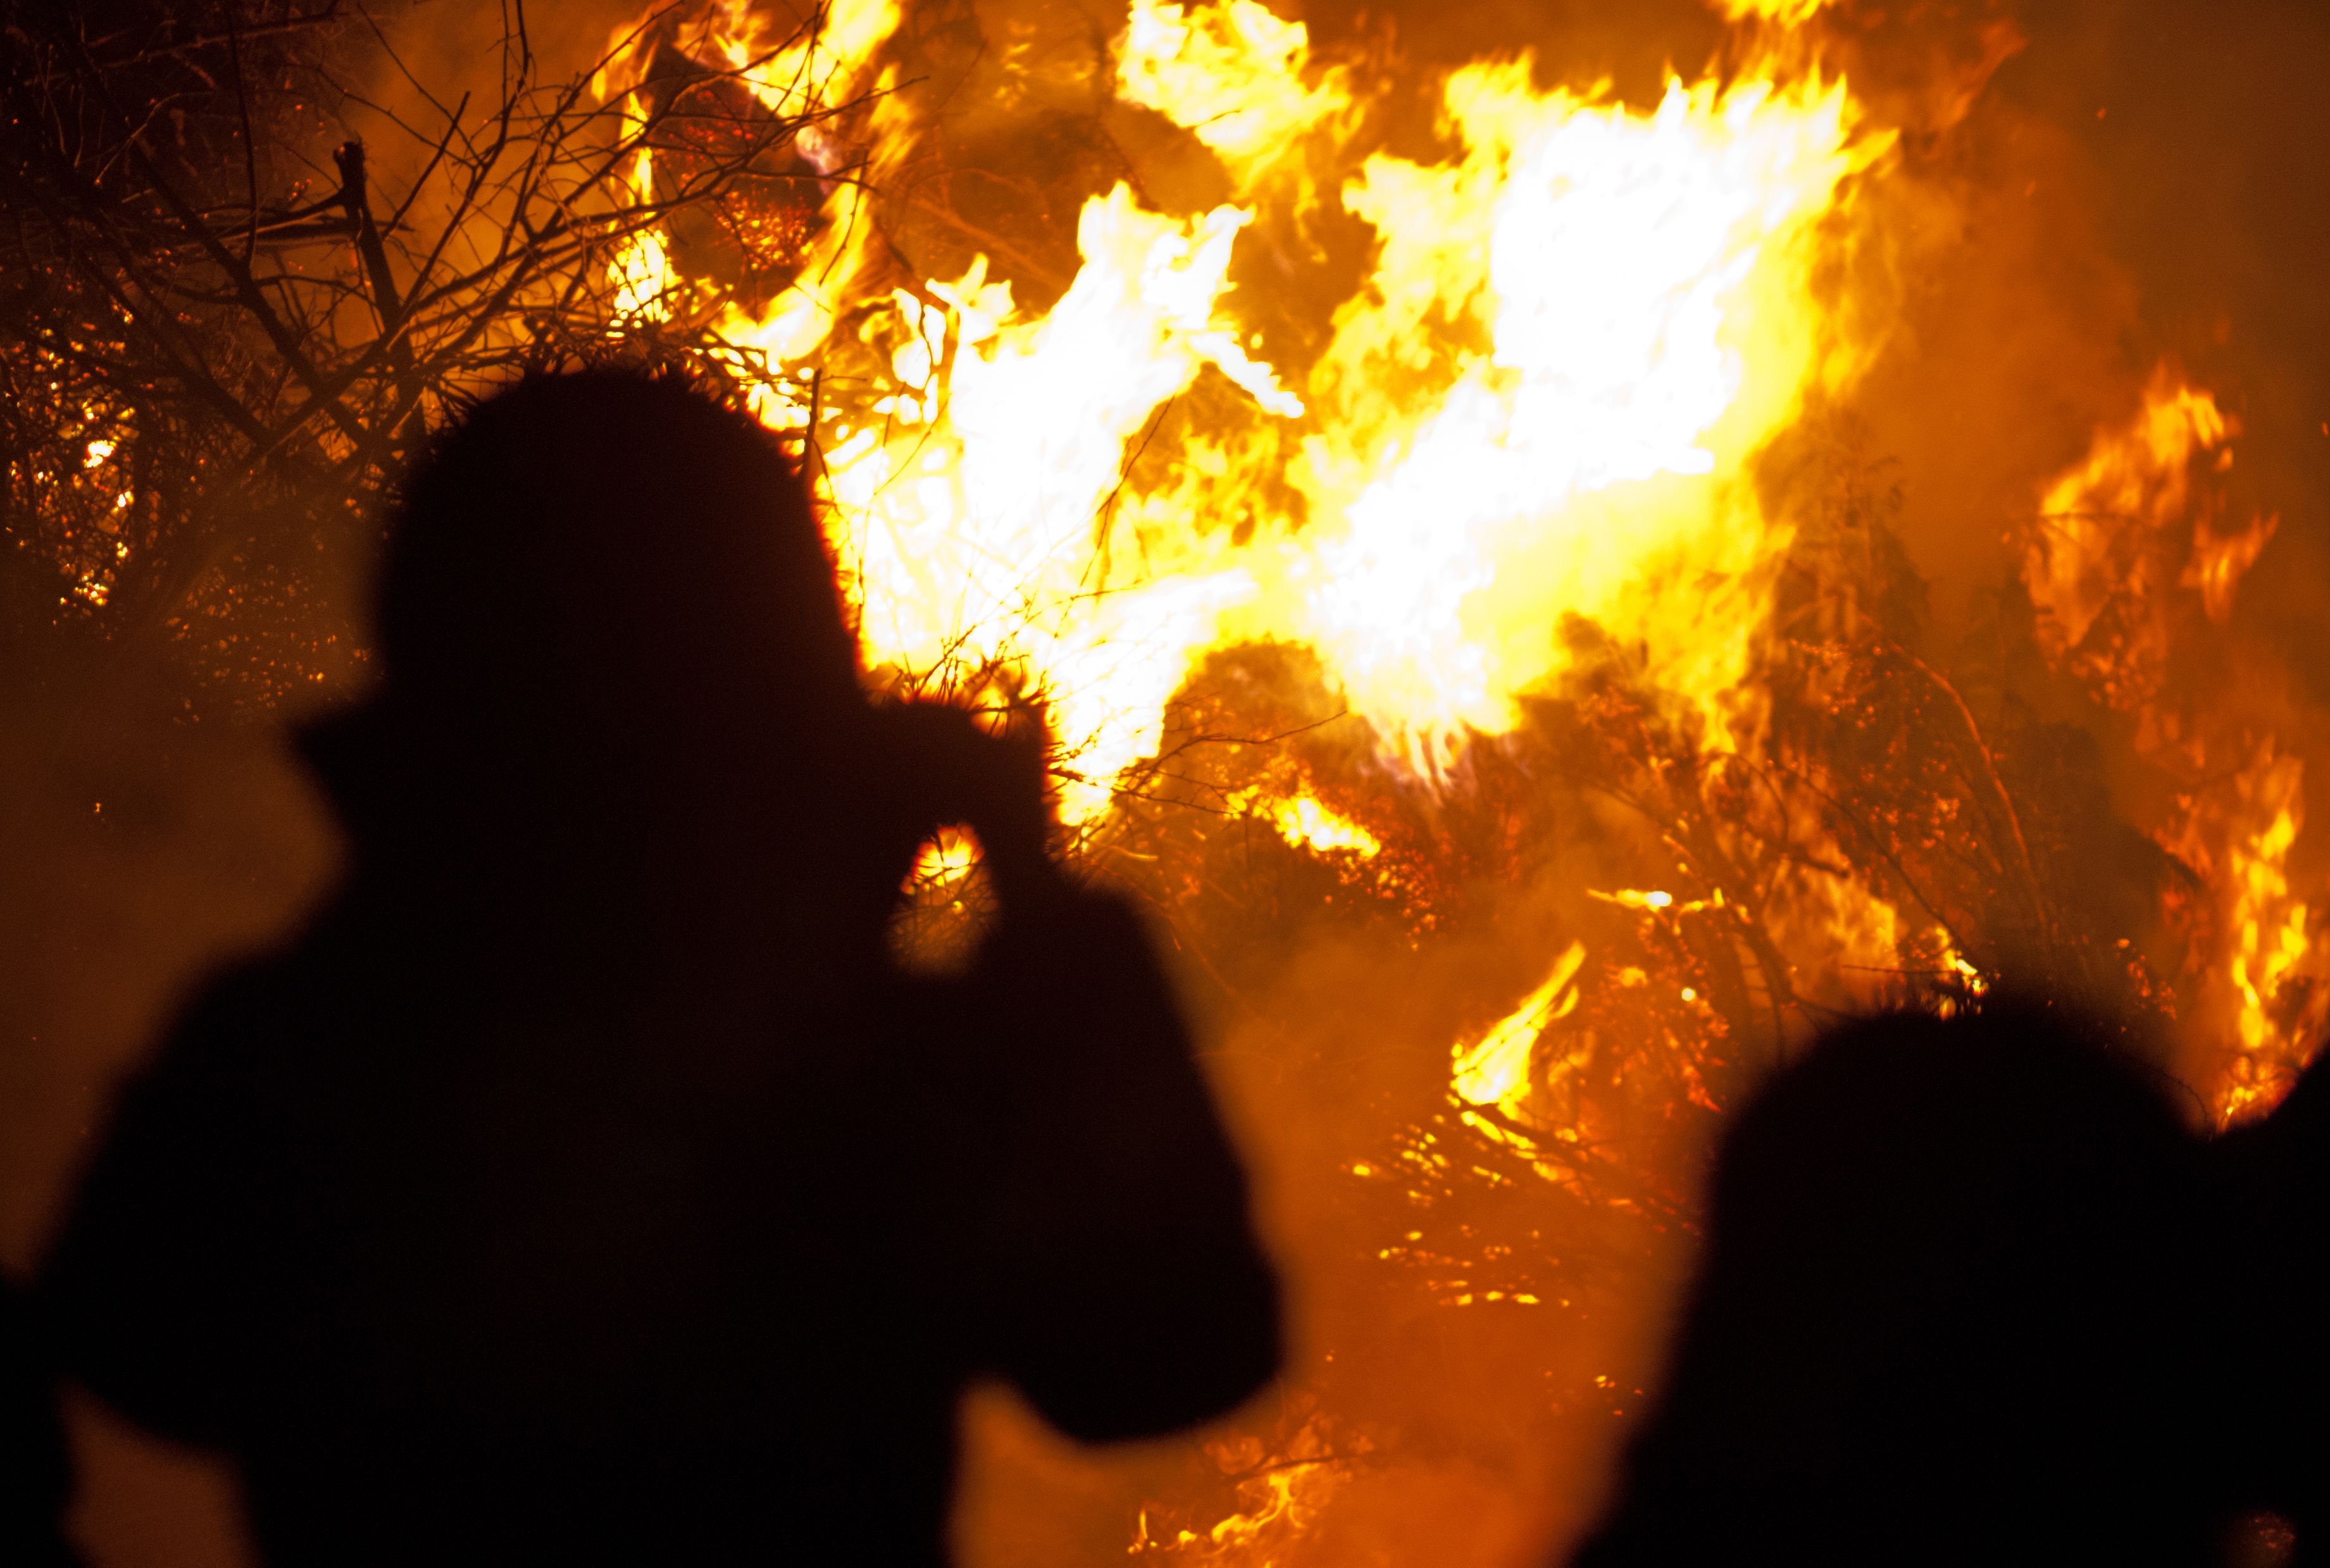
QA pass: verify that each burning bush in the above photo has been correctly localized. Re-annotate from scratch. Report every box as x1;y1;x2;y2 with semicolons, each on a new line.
8;1;2327;1564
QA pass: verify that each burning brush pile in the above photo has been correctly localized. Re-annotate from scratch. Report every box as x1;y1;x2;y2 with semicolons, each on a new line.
590;0;2321;1556
6;0;2325;1560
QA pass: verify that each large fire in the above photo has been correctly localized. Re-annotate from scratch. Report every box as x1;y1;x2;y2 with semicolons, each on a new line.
604;0;1886;814
589;0;2322;1560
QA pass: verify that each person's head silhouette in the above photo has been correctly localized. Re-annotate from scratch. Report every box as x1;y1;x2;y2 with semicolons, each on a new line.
302;368;967;964
304;366;1073;966
1573;1004;2216;1568
374;370;860;757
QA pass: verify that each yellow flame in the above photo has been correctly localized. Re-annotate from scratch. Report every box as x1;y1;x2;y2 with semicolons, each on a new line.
2034;376;2321;1115
621;9;1888;819
570;3;2330;1549
1234;788;1383;858
1263;66;1884;762
676;2;920;371
1131;1422;1348;1561
609;152;673;323
596;0;902;122
1604;888;1674;911
1115;0;1352;186
1452;941;1586;1114
2030;367;2238;658
910;826;980;890
2220;745;2318;1120
2183;511;2281;624
807;187;1295;821
1716;0;1832;25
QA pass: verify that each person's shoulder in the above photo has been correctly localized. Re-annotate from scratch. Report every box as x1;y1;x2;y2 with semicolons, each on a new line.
166;949;317;1060
125;912;382;1121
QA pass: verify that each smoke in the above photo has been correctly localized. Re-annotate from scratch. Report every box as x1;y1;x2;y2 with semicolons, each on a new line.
954;4;2330;1564
2005;0;2330;688
20;3;2330;1566
0;659;335;1568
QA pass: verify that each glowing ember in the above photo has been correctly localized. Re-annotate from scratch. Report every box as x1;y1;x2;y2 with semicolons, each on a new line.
1131;1422;1349;1563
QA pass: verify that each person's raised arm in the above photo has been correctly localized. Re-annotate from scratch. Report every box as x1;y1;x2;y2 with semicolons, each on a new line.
883;706;1280;1441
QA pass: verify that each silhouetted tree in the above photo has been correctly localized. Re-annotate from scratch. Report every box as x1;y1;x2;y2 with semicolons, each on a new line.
0;0;859;709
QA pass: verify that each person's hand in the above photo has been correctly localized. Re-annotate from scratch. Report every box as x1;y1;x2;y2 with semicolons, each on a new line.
879;702;1062;914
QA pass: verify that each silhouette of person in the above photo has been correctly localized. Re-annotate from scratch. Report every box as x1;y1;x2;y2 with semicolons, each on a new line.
1570;1004;2225;1568
2210;1046;2330;1564
0;1276;79;1566
39;369;1280;1565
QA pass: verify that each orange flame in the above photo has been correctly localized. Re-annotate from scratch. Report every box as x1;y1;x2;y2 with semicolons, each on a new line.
589;3;2329;1552
614;6;1891;814
2031;371;2322;1117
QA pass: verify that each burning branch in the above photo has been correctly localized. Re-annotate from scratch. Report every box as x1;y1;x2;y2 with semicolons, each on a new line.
0;0;875;707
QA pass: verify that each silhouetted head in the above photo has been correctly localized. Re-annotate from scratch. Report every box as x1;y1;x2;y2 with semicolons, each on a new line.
295;368;934;956
377;368;861;764
1576;1004;2215;1568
